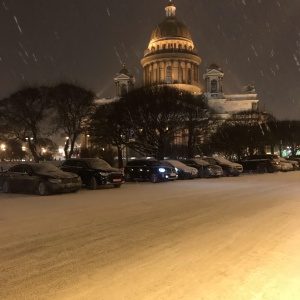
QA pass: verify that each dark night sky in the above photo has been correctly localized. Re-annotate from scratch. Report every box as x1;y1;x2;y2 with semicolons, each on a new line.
1;0;300;120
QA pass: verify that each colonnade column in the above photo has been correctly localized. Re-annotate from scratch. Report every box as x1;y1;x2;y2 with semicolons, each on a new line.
219;77;223;92
185;61;188;83
115;81;119;97
171;60;174;83
144;65;147;85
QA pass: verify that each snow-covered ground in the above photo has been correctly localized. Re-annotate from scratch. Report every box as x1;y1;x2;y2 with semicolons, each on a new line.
1;172;300;300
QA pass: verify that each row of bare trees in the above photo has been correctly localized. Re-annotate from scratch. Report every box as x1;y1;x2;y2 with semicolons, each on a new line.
206;112;300;160
0;83;95;162
89;86;213;166
1;82;299;165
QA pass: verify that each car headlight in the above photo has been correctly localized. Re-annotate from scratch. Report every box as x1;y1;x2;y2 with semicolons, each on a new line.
99;172;109;176
158;168;166;173
48;178;62;183
175;167;179;172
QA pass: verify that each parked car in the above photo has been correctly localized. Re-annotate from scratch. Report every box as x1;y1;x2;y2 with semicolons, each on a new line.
240;154;282;173
60;158;124;189
0;163;82;195
180;158;223;178
238;156;277;173
285;156;300;170
279;157;294;172
201;156;243;176
124;159;177;183
164;159;198;179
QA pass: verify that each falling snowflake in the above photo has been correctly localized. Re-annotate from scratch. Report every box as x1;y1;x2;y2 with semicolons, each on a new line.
13;16;23;34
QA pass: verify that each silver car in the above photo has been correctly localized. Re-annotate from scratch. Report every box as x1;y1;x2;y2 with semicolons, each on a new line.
180;158;223;178
164;160;198;180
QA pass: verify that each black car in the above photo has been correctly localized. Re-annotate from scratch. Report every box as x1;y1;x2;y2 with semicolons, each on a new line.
60;158;124;189
201;157;242;177
180;158;223;178
239;154;282;173
124;159;177;183
0;163;82;196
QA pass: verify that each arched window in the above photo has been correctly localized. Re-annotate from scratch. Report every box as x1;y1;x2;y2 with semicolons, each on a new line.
166;66;172;84
211;80;217;92
121;84;127;96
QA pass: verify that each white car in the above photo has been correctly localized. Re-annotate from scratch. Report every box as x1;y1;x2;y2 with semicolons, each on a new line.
280;157;299;170
164;160;198;179
279;157;294;172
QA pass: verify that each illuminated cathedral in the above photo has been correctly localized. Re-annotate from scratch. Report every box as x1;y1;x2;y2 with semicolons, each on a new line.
114;0;259;118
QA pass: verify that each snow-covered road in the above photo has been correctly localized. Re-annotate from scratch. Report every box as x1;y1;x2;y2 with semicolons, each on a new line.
1;172;300;300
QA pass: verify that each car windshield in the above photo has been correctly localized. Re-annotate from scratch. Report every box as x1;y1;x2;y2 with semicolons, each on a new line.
30;163;60;173
193;159;209;166
166;160;188;168
213;157;233;164
159;161;174;167
149;161;161;167
86;159;111;169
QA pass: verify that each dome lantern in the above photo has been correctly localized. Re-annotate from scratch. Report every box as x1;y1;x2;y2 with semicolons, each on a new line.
165;0;176;17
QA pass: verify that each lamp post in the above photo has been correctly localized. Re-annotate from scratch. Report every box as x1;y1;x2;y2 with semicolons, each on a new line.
0;143;6;161
64;137;69;158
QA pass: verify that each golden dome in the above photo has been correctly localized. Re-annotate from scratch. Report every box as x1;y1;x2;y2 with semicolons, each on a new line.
150;1;192;42
150;17;192;41
141;1;202;95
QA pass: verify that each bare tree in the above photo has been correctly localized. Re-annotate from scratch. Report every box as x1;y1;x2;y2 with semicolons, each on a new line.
120;86;193;159
266;119;300;155
89;100;128;168
181;94;213;158
0;86;52;162
50;83;95;159
205;111;275;159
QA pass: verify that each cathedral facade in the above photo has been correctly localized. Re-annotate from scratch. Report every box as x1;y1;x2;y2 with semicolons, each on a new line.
138;0;258;116
203;62;259;119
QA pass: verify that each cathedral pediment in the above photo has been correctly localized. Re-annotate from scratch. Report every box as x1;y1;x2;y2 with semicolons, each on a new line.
114;74;132;81
204;69;224;76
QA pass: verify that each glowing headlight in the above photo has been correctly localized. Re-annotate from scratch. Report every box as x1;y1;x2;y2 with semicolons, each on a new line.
48;178;62;183
175;167;179;172
158;168;166;173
